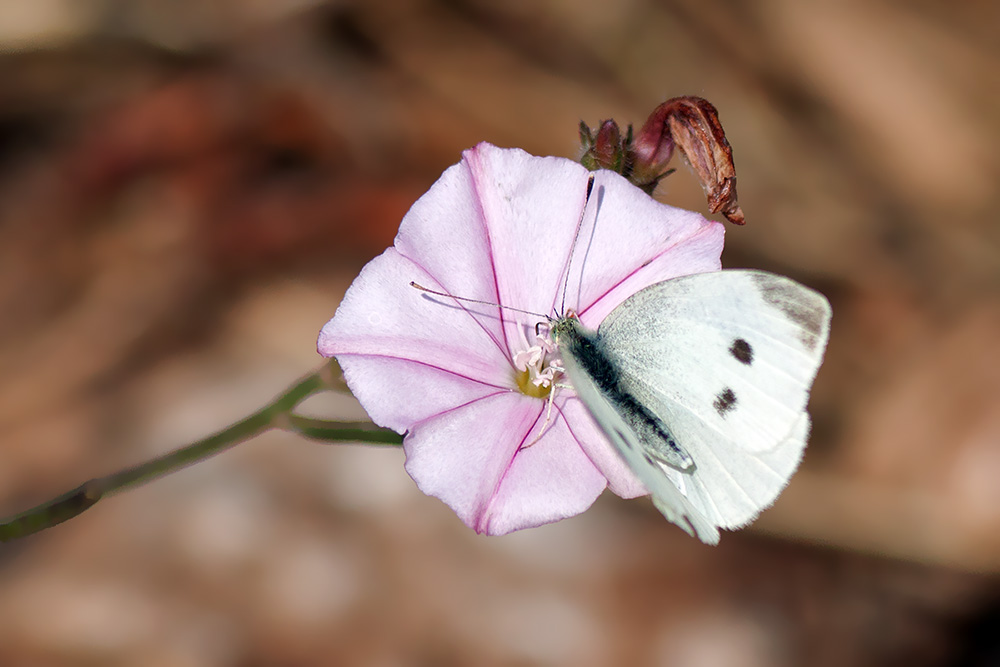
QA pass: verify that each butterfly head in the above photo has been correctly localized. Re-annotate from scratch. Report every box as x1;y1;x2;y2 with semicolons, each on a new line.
548;310;585;345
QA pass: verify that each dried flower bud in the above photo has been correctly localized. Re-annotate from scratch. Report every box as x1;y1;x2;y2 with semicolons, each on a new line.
634;97;744;225
580;97;744;225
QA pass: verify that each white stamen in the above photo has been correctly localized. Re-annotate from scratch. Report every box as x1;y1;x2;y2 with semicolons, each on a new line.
513;328;560;390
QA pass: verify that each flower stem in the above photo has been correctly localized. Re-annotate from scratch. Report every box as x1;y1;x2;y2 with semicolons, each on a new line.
286;415;403;445
0;362;399;542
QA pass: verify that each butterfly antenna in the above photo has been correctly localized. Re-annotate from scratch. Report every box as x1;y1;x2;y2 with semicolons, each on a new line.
409;282;548;320
559;174;596;315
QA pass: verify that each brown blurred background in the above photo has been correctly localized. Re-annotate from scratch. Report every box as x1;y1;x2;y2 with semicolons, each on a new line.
1;0;998;665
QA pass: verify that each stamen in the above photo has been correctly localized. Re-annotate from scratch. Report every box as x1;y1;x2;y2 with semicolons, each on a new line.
513;329;561;399
513;347;542;372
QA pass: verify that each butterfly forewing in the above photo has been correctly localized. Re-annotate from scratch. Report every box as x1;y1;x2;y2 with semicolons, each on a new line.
591;269;830;529
598;271;828;453
555;269;830;537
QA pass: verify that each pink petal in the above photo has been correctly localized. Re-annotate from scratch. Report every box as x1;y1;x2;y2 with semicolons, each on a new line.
404;391;608;535
403;392;540;529
392;147;513;354
479;408;609;535
337;355;508;434
463;144;594;351
558;397;648;499
563;169;725;327
319;246;515;386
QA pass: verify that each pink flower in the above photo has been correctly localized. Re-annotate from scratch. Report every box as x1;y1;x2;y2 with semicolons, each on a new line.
319;143;724;535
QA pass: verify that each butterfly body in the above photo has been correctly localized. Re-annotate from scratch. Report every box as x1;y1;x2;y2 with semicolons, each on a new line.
551;269;831;544
552;317;694;470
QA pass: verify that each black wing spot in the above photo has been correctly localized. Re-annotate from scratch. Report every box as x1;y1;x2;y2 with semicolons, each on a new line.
713;387;737;416
729;338;753;365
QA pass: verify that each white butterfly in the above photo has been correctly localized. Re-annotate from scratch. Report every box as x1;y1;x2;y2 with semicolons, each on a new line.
551;269;831;544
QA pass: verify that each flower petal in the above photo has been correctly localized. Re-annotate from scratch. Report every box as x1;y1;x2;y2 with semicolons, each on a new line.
337;355;508;434
392;146;512;352
403;392;541;529
463;143;594;350
558;397;648;499
563;169;725;327
319;246;514;384
403;391;609;535
479;409;609;535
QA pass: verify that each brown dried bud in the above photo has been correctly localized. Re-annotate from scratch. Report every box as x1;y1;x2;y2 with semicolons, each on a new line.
633;97;744;225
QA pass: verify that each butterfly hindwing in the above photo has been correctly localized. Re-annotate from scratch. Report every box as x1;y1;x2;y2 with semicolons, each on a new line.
557;336;721;544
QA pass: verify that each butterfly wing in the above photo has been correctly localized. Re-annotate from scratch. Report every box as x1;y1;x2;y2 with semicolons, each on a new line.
558;336;721;543
595;269;831;531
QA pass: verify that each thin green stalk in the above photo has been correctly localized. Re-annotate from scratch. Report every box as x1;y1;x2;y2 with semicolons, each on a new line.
0;363;396;542
0;408;275;543
286;415;403;445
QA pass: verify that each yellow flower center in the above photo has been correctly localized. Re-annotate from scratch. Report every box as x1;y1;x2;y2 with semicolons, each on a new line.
515;367;553;399
511;337;559;399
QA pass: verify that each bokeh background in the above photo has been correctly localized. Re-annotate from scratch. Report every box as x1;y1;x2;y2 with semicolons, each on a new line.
1;1;999;665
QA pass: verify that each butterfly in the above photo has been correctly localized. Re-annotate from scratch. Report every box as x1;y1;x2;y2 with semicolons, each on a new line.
550;268;831;544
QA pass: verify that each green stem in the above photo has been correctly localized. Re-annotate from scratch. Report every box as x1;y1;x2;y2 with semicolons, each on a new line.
286;415;403;445
0;363;395;542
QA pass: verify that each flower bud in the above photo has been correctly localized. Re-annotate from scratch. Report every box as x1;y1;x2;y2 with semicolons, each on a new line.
631;115;675;190
582;96;745;225
580;119;628;175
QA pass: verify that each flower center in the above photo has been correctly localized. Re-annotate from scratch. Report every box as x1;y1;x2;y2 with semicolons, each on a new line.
512;333;559;399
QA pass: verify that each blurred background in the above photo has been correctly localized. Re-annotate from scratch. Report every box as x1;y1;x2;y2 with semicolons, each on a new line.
1;0;998;665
